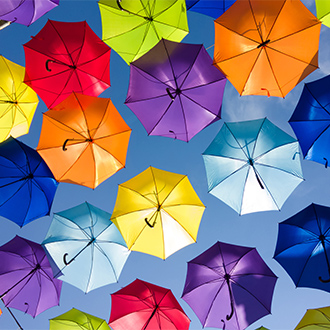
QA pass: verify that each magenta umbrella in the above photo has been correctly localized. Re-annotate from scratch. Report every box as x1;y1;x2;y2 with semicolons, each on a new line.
0;0;59;26
181;241;277;330
0;236;62;320
125;39;226;142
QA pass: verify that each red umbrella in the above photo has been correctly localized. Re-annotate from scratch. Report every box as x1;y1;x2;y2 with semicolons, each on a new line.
23;20;111;108
109;279;190;330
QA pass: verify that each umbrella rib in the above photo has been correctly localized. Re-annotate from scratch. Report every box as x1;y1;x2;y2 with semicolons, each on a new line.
304;84;330;116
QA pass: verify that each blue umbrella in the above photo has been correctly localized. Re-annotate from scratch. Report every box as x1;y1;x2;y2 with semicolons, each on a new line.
202;118;304;215
274;203;330;293
186;0;236;18
42;202;130;293
0;137;58;226
289;75;330;168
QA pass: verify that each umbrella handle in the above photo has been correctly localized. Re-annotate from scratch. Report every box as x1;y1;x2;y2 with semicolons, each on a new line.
63;253;74;265
166;88;175;100
324;158;328;168
145;218;154;228
319;275;330;283
62;139;70;151
46;59;53;72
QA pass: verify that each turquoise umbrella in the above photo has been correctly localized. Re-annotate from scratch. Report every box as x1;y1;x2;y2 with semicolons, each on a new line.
202;118;304;215
42;202;130;293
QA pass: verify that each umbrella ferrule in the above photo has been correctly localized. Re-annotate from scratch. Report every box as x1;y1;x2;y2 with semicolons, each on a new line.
248;158;254;166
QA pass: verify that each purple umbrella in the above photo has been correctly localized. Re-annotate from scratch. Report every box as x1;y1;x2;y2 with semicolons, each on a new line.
0;236;62;320
125;39;227;142
181;241;277;330
0;0;59;26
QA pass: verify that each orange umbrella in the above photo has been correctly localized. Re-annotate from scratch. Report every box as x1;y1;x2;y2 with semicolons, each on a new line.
213;0;321;97
37;93;131;189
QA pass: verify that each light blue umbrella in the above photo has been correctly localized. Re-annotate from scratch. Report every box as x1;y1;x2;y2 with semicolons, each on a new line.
42;202;130;293
202;118;304;215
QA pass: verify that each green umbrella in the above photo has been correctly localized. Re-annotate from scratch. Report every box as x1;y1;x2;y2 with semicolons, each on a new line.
255;327;270;330
98;0;189;64
49;308;110;330
315;0;330;28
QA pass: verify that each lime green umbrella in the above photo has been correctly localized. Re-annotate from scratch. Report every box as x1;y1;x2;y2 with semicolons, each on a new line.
316;0;330;28
98;0;189;64
255;327;269;330
49;308;110;330
294;306;330;329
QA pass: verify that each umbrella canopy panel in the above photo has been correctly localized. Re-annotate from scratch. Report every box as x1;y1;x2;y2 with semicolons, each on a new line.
126;39;226;142
315;0;330;28
24;20;111;108
37;93;131;189
109;279;190;330
294;306;330;330
111;166;205;259
182;241;277;330
213;0;321;97
0;236;62;317
43;202;130;293
202;118;304;215
0;55;39;143
0;0;59;26
186;0;236;18
98;0;189;64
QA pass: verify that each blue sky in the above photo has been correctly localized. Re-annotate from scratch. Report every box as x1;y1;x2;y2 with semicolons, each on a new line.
1;0;330;329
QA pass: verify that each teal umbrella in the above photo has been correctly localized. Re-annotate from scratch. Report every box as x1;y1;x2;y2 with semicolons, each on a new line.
42;202;130;293
202;118;304;215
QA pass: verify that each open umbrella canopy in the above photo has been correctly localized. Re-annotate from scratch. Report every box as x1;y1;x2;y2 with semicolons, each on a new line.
42;202;130;293
0;55;39;143
98;0;189;64
0;235;62;317
294;306;330;329
24;20;111;108
202;118;304;215
289;75;330;168
125;39;226;142
274;203;330;293
315;0;330;28
49;308;111;330
37;92;131;189
186;0;236;18
111;166;205;259
0;0;59;26
181;241;277;330
213;0;321;97
109;279;190;330
0;137;58;227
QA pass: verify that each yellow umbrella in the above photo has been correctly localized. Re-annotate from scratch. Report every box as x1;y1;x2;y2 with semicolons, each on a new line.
111;166;205;259
295;306;330;329
0;56;38;142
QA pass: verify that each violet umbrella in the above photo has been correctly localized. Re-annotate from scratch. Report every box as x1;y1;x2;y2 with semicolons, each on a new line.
125;39;226;142
181;241;277;330
0;236;62;328
0;0;59;26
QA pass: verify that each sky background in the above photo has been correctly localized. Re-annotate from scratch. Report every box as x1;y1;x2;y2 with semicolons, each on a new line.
1;0;330;329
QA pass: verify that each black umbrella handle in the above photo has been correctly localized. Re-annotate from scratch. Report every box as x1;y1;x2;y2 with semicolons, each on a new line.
145;218;154;228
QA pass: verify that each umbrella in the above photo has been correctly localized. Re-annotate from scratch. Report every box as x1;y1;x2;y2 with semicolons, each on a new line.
213;0;321;97
186;0;235;18
202;118;304;215
0;0;59;26
98;0;189;64
274;203;330;293
315;0;330;28
42;202;130;293
125;39;226;142
50;308;111;330
0;55;39;143
289;75;330;168
181;241;278;330
37;92;131;189
111;166;205;259
294;306;330;329
0;235;62;317
0;137;58;227
109;279;190;330
23;20;111;108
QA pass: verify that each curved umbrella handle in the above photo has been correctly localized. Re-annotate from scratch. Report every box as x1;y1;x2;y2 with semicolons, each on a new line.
116;0;124;10
324;158;328;168
226;297;234;321
63;253;74;265
46;59;53;72
145;218;154;228
62;139;70;151
166;88;175;100
319;275;330;283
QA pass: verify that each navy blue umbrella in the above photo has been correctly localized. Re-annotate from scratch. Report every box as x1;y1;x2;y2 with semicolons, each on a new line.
274;203;330;293
186;0;236;18
0;137;58;226
289;75;330;168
